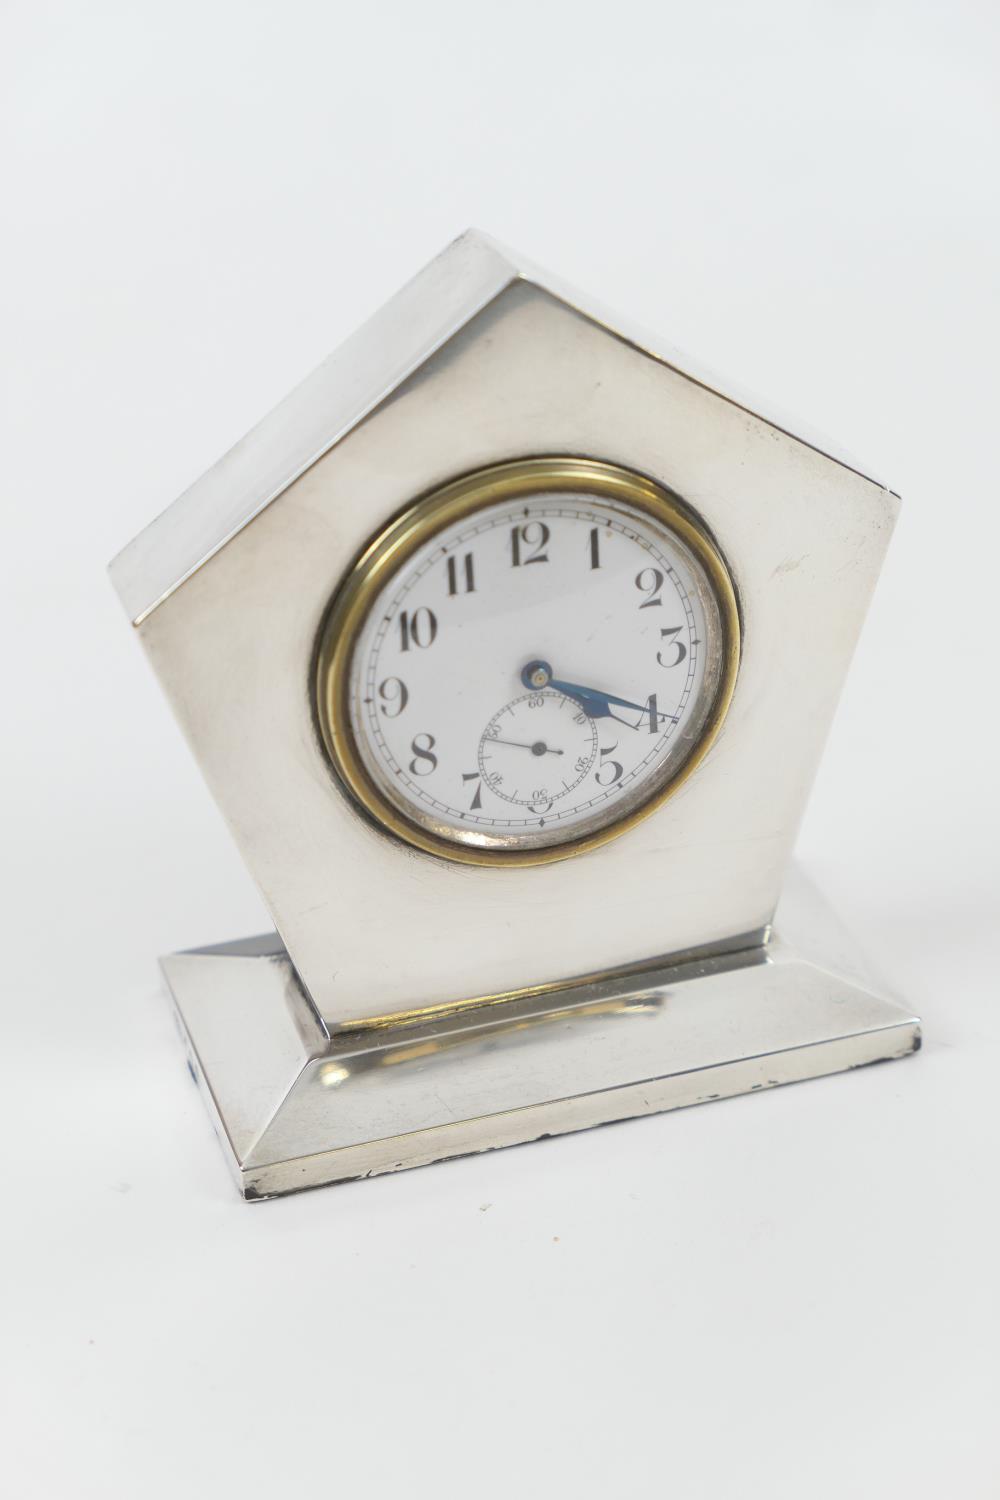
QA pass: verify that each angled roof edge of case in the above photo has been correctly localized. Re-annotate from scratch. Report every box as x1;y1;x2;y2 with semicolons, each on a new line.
108;228;893;627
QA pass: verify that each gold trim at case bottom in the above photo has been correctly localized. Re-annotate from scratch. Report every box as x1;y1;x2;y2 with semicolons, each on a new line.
314;457;741;869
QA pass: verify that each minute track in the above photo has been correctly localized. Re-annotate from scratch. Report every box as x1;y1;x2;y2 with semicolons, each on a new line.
323;459;737;860
361;501;703;830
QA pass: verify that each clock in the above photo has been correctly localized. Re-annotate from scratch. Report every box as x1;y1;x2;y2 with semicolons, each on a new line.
110;230;919;1199
315;458;740;864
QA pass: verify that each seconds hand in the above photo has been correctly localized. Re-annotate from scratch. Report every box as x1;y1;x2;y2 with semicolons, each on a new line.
488;738;564;756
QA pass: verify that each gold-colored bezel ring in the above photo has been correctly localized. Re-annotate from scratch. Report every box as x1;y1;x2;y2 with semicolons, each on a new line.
315;457;741;867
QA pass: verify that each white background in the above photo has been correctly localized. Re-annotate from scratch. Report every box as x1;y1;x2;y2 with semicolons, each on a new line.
3;2;998;1495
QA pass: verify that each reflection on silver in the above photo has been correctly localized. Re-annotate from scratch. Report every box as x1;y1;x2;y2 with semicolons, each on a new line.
318;985;668;1087
319;1062;350;1089
163;870;919;1200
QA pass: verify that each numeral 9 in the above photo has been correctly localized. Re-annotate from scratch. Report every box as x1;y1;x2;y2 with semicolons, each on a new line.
377;677;408;717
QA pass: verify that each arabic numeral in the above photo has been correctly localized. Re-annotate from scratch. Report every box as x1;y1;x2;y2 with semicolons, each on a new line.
446;553;476;595
595;742;624;786
398;607;437;652
510;522;550;566
635;567;664;607
377;677;408;717
462;771;483;810
657;626;687;667
408;734;437;775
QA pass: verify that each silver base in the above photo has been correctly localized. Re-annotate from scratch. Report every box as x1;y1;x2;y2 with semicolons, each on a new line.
162;871;920;1200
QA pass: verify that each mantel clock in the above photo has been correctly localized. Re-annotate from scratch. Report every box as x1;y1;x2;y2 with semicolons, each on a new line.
110;231;918;1199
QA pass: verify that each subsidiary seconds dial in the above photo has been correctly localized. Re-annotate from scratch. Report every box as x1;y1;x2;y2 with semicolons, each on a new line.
316;459;740;865
478;690;599;809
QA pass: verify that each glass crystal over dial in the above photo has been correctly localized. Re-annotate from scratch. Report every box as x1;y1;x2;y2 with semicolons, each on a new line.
316;459;739;866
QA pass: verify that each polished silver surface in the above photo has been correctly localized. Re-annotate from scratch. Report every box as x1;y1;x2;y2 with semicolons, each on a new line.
163;870;920;1200
109;231;889;629
110;231;901;1028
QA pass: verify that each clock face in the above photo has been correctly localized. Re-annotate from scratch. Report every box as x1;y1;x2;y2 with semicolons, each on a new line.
316;459;739;865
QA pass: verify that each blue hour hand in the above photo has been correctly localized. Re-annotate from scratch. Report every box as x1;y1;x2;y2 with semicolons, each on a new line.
520;660;675;727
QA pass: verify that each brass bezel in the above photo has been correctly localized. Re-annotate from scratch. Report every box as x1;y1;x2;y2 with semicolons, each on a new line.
315;457;741;867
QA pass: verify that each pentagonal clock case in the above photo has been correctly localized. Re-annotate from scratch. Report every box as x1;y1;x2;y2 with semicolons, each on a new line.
110;230;918;1198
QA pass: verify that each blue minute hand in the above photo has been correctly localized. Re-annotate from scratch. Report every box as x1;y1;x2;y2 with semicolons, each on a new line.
520;660;674;727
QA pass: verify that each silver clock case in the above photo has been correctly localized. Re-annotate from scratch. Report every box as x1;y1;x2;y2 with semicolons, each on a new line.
111;230;900;1030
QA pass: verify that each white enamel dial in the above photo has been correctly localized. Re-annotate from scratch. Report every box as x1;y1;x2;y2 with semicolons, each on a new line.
322;463;738;860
